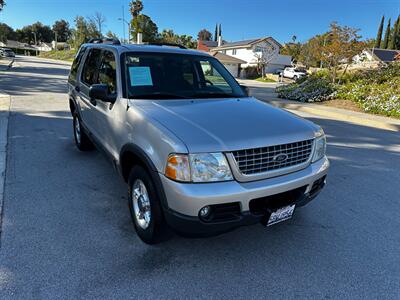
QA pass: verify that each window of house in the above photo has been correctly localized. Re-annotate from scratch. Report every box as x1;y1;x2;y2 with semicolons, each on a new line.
232;49;237;55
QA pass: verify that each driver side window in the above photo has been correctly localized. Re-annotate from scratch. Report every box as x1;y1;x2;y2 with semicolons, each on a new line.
98;50;117;94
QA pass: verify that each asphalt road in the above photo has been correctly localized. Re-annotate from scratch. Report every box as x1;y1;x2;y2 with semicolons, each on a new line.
0;56;399;299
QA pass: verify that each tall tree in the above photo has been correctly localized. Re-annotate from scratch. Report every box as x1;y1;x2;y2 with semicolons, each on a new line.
381;18;391;49
197;29;212;41
218;24;222;38
375;16;384;48
90;12;106;36
130;0;144;18
106;31;118;39
52;20;71;43
0;0;5;11
214;24;218;41
390;15;400;50
0;22;15;43
321;22;362;83
130;14;158;43
70;16;100;49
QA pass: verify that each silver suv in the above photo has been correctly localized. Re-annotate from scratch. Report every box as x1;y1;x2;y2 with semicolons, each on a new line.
68;39;329;244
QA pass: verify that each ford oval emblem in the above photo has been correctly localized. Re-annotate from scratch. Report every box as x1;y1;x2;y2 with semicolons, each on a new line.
273;153;288;163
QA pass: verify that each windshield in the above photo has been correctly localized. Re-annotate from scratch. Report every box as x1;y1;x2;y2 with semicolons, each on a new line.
123;52;246;100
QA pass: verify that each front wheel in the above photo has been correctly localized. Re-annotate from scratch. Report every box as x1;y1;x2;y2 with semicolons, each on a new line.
128;166;168;244
293;75;298;81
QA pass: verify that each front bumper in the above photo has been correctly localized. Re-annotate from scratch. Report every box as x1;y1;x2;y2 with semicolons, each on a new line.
161;156;329;235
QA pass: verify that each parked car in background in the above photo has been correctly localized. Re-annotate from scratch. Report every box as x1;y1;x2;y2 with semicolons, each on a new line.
68;39;329;244
0;48;16;58
282;67;307;80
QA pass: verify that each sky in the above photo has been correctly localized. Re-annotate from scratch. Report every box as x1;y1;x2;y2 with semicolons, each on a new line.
0;0;399;43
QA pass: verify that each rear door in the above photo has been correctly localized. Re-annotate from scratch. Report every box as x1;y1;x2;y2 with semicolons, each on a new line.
78;48;102;137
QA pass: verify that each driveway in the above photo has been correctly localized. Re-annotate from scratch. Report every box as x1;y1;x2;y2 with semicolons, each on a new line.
0;56;399;299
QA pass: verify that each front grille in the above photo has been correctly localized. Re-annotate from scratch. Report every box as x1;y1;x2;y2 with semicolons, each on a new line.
232;140;313;175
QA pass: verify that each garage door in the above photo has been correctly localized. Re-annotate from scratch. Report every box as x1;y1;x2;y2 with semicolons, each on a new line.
224;64;238;77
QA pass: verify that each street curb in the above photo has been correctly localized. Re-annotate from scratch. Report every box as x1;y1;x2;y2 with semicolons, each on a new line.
264;99;400;132
0;91;11;243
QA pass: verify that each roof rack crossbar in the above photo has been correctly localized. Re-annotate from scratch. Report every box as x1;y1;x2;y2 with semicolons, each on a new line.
88;38;121;45
146;42;187;49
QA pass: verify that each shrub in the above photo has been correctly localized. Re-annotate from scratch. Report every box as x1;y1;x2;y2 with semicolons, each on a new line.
276;76;336;102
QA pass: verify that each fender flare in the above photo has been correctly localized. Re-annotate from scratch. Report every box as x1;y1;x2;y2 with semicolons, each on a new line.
120;144;169;210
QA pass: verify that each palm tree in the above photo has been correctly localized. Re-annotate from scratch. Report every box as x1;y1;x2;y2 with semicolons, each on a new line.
0;0;5;11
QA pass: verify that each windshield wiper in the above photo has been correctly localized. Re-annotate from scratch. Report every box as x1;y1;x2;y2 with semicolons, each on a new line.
130;92;190;100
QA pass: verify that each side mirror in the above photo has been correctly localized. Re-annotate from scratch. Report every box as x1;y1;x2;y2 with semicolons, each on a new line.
89;84;116;103
240;85;250;97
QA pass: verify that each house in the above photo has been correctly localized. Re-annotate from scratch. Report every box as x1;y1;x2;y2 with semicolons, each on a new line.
212;37;292;78
210;51;246;77
35;42;53;52
197;40;219;52
353;48;400;65
0;40;37;55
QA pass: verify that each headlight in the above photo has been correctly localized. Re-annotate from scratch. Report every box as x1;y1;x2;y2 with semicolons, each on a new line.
312;130;326;162
165;153;233;183
190;153;233;182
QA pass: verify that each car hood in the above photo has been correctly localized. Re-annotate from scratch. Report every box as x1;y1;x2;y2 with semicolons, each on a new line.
132;97;318;153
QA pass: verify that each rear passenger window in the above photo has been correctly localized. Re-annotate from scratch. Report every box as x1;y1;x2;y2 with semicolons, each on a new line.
81;48;102;86
68;46;86;84
98;50;117;94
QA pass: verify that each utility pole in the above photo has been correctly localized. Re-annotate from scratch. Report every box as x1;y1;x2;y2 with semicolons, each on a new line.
122;6;126;42
54;31;58;51
33;32;38;56
118;18;131;43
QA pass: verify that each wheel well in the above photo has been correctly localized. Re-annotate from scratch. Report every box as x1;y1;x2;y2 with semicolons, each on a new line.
120;151;149;182
69;99;76;114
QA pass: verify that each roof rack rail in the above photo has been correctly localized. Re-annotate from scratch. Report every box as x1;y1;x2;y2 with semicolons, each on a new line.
146;42;187;49
88;38;121;45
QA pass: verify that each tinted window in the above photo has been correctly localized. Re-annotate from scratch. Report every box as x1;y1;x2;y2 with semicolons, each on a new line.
124;52;245;100
68;46;86;84
81;48;102;86
98;50;117;93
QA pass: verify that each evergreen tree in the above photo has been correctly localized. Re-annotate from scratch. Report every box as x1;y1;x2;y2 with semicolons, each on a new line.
214;24;218;41
375;15;384;48
218;24;222;38
381;18;391;49
394;15;400;50
389;17;398;49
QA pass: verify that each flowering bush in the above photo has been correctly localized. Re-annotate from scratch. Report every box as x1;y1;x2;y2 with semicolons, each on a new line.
336;77;400;117
276;77;336;102
276;63;400;117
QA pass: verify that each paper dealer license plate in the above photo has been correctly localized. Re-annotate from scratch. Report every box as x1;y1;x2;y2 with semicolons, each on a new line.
267;205;296;226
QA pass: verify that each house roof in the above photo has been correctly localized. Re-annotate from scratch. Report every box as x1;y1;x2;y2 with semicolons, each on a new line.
200;40;219;48
211;52;246;64
369;48;400;62
213;37;282;50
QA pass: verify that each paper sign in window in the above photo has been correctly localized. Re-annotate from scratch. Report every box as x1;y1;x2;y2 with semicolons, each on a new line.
129;66;153;86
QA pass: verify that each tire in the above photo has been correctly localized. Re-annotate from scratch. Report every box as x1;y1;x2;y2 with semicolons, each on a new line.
73;112;94;151
128;165;168;244
293;75;298;81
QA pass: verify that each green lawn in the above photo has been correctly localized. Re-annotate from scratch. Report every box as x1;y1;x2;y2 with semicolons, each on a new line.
39;50;76;62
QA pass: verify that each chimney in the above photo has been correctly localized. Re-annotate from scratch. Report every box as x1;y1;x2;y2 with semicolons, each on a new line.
218;35;222;47
137;32;143;44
